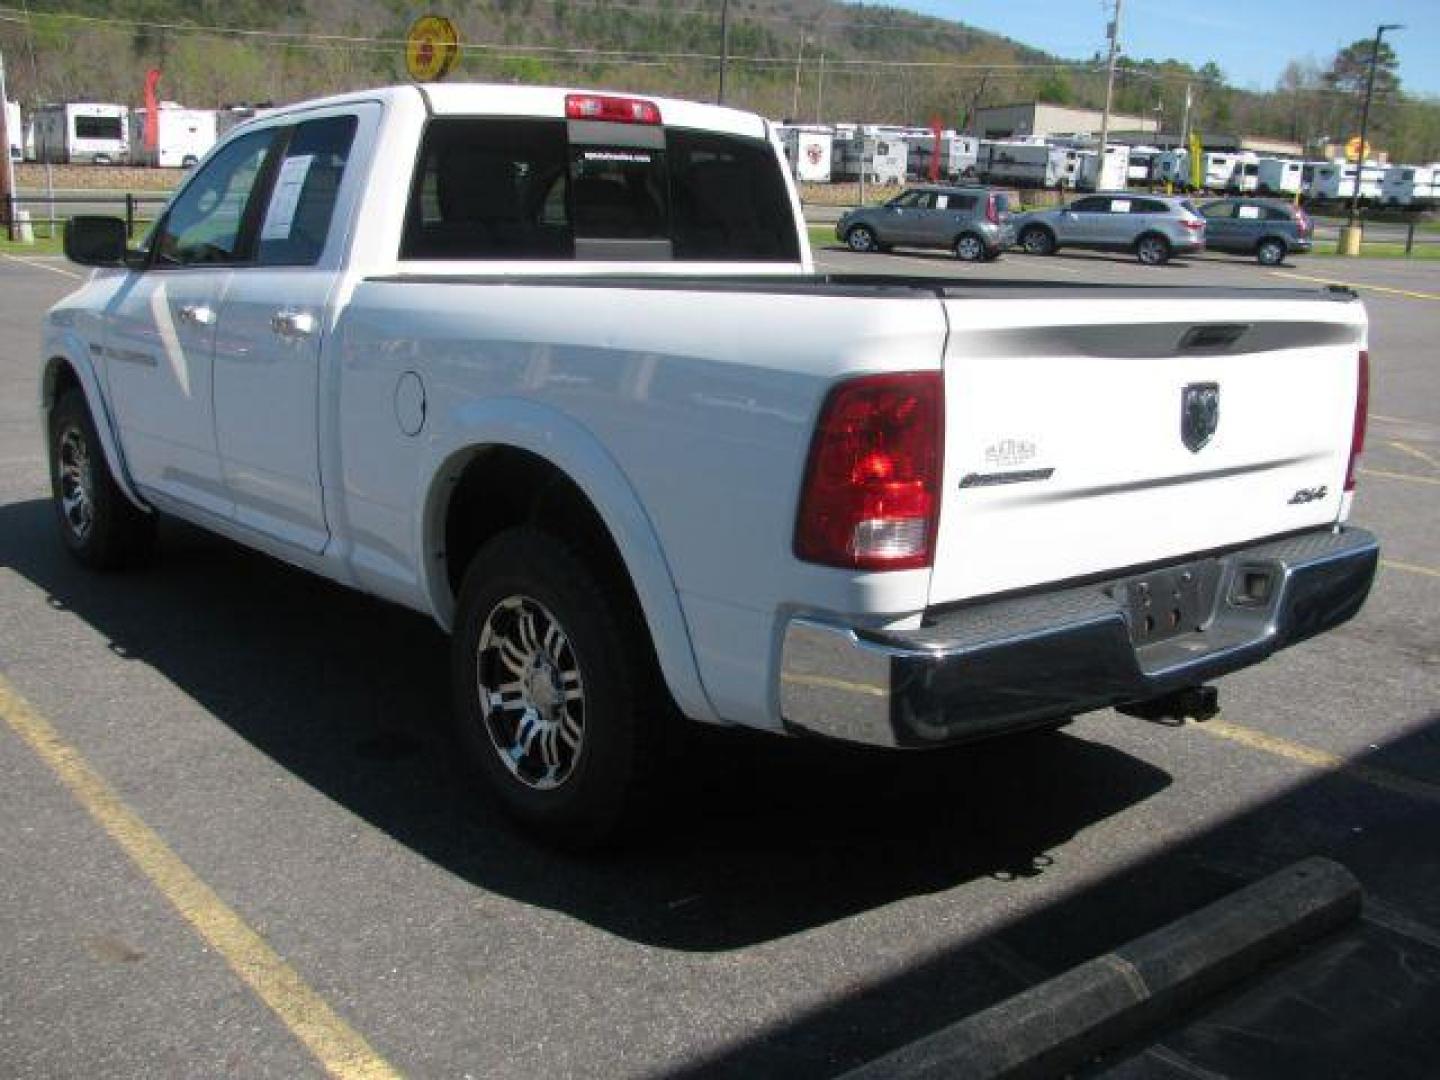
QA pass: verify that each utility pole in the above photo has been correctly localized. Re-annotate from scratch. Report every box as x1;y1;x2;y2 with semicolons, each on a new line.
0;49;16;242
790;35;806;120
716;0;730;105
1095;0;1123;191
814;42;826;123
1342;22;1403;254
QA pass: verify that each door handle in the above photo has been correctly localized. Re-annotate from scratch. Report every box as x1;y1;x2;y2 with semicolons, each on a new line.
271;310;316;339
177;303;216;326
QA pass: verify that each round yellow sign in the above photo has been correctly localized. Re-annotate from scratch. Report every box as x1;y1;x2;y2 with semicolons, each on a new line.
1344;136;1371;162
406;15;460;82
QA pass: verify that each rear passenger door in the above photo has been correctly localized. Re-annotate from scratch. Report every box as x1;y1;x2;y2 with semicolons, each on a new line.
212;106;375;553
1199;201;1240;250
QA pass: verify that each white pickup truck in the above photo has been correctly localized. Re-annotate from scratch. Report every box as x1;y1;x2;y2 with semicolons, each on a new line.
45;84;1378;844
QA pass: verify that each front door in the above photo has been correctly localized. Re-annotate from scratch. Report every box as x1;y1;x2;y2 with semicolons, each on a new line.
102;127;280;517
213;110;368;553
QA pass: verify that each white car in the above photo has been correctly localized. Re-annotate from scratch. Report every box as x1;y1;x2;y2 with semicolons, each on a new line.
44;83;1378;845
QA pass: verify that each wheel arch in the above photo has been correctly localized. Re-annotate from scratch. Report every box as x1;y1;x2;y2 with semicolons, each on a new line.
41;350;150;513
418;405;719;725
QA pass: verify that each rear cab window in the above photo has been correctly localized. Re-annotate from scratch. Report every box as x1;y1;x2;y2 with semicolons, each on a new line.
400;116;799;264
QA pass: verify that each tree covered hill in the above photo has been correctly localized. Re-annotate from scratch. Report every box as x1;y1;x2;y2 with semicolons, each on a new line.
3;0;1437;160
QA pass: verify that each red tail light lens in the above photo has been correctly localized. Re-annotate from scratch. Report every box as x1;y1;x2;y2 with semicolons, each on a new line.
1345;350;1370;492
1181;218;1204;231
794;372;944;570
985;194;999;225
565;93;661;125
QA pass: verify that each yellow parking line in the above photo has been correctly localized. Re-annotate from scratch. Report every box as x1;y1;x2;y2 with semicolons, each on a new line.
1388;441;1440;470
1196;718;1440;806
1265;268;1440;301
1361;467;1440;487
0;674;401;1080
1382;559;1440;580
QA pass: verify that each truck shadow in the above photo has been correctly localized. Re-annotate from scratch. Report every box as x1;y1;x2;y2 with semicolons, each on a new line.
0;498;1171;952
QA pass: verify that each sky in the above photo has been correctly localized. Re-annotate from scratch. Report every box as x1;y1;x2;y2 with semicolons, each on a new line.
899;0;1440;97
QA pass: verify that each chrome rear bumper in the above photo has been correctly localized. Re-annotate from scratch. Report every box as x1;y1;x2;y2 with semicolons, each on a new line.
779;527;1378;748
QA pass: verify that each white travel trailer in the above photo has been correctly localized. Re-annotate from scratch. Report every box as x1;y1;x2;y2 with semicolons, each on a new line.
1228;153;1260;193
1077;144;1131;191
1308;162;1385;202
1126;147;1162;185
31;102;130;164
908;132;980;181
3;99;20;162
1380;164;1440;207
1256;158;1304;196
1201;152;1238;191
128;104;218;168
978;140;1080;189
866;136;908;185
776;124;833;183
828;128;907;185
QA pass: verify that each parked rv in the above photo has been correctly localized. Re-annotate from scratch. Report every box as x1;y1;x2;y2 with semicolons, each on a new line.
129;105;218;168
1256;158;1304;196
1227;153;1260;194
1308;162;1385;202
830;128;907;184
776;124;833;184
1380;164;1440;208
1127;147;1161;185
909;133;980;182
1077;145;1131;191
977;140;1080;189
31;102;130;164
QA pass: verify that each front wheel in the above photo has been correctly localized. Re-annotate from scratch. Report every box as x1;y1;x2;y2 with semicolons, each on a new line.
450;528;662;847
846;225;878;253
48;389;155;570
953;233;987;262
1136;234;1171;265
1020;226;1056;256
1256;238;1287;266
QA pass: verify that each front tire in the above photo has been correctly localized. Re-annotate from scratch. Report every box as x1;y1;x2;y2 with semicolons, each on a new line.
450;528;662;847
1256;238;1287;266
1020;226;1056;256
48;389;155;570
846;225;879;253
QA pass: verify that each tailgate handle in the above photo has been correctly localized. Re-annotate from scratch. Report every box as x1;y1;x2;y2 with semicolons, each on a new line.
1179;323;1250;351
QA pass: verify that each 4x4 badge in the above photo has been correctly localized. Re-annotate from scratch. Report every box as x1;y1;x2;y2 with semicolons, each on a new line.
1181;382;1220;452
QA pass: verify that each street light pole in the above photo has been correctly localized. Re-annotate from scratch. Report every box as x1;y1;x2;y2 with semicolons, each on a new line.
0;49;17;241
1341;22;1403;254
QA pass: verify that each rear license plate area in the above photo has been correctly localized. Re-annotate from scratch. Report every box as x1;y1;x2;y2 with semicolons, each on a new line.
1118;560;1220;646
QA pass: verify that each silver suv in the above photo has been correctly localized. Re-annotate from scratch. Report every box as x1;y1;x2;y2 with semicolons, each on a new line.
1012;192;1205;265
836;185;1014;261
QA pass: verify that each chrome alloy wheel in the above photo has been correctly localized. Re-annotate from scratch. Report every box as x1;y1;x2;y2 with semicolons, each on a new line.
476;595;586;791
57;426;95;542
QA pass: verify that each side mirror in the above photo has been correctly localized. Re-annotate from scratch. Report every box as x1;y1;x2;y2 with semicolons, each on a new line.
64;216;131;268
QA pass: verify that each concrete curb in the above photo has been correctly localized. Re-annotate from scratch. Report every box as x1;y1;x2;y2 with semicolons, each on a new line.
841;857;1361;1080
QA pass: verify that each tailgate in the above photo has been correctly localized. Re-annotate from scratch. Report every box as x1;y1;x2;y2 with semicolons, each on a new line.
930;293;1366;606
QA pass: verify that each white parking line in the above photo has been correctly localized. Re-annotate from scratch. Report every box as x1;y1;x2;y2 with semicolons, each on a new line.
0;252;83;280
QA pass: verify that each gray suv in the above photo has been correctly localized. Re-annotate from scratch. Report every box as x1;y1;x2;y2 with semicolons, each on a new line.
836;185;1014;261
1012;193;1206;265
1199;199;1313;265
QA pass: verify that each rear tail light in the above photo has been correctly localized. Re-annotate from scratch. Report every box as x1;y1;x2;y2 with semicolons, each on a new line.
1345;350;1370;492
794;372;943;571
1296;209;1311;235
985;194;999;225
1181;218;1204;231
565;93;662;125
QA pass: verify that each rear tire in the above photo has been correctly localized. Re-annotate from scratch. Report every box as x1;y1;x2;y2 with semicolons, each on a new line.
1136;233;1171;265
1256;237;1287;266
450;527;664;848
846;225;878;253
953;233;986;262
48;389;155;570
1020;226;1056;256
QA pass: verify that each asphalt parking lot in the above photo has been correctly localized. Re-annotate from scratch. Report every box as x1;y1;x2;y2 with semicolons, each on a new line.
1;246;1438;1078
